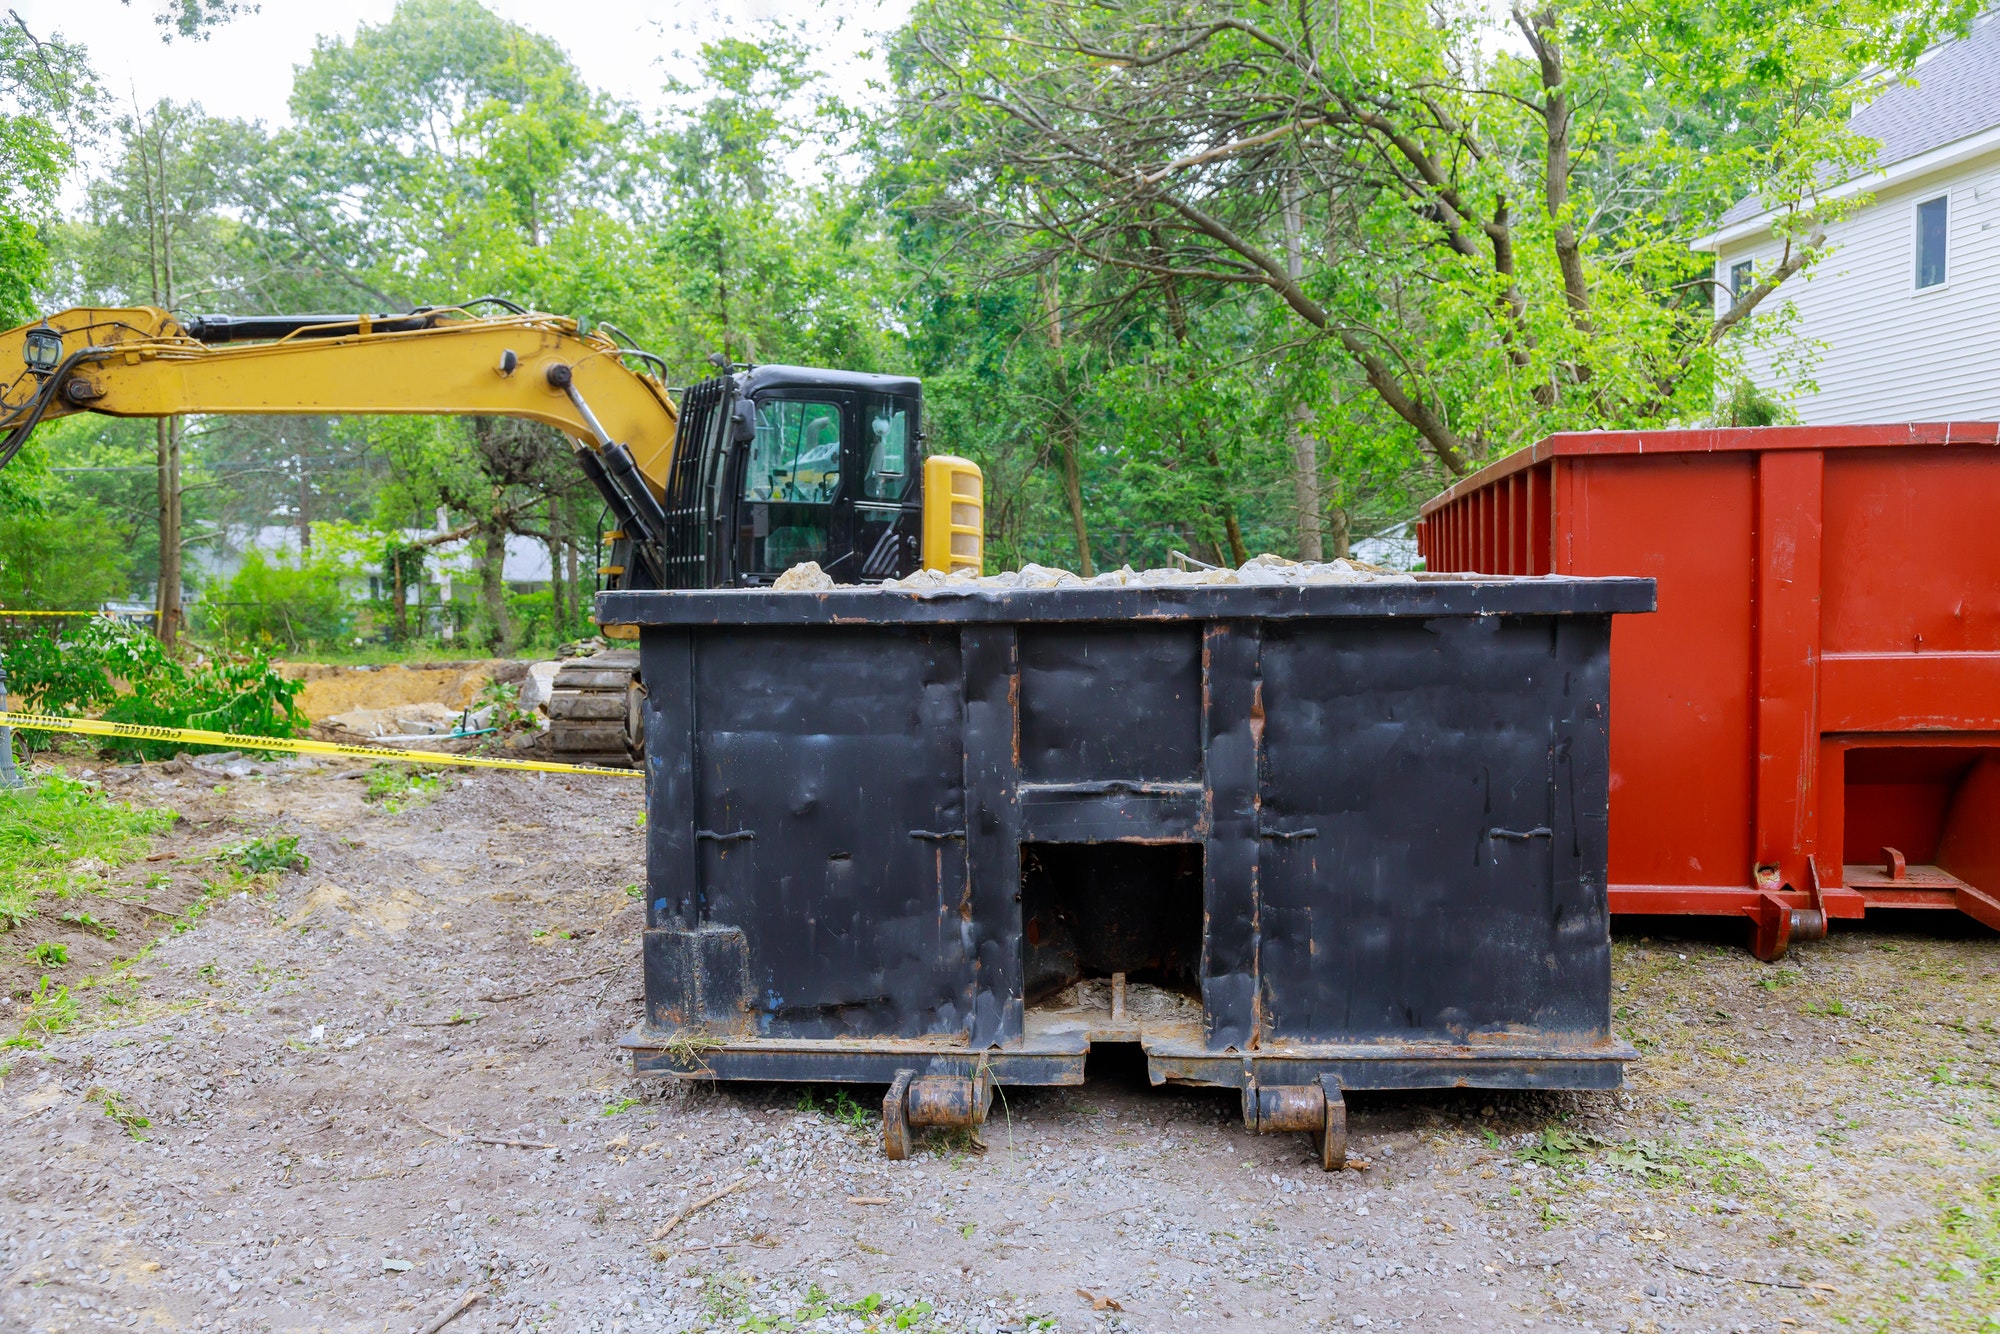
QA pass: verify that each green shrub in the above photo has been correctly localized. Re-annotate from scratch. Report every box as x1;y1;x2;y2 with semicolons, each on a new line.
196;550;353;651
1;617;305;758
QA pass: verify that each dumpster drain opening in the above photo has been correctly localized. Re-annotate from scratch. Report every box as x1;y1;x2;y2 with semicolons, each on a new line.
1021;841;1205;1043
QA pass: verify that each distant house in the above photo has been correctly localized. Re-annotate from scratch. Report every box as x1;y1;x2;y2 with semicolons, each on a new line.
1695;11;2000;422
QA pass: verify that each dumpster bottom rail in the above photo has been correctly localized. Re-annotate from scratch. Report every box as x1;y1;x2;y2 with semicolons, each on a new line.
623;1027;1633;1166
621;1029;1634;1092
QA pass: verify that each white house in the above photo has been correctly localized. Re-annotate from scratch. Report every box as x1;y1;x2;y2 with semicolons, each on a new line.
1696;11;2000;423
186;523;558;600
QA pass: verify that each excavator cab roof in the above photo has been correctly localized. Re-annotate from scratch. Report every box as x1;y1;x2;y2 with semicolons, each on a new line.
737;364;921;399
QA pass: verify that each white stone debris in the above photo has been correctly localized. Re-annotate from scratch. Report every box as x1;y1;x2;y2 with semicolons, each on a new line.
772;560;836;590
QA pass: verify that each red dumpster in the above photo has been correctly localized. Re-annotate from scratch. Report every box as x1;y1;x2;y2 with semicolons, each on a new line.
1416;424;2000;958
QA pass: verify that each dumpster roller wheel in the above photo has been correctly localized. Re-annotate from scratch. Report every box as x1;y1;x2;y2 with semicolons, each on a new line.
882;1069;992;1160
1243;1075;1347;1171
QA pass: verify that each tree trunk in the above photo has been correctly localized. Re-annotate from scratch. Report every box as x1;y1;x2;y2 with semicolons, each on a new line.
390;547;409;642
479;520;512;655
546;499;566;637
1281;179;1323;561
1040;269;1095;576
296;451;312;551
155;417;182;646
565;534;582;636
1328;504;1351;560
1204;446;1250;566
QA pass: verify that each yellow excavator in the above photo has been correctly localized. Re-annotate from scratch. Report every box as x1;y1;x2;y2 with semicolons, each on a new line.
0;303;985;765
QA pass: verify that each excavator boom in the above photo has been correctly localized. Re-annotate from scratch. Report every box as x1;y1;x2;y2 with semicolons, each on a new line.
0;305;680;492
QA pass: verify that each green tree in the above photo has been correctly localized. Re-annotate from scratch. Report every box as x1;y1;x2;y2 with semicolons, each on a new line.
0;16;94;324
66;101;246;643
890;0;1982;515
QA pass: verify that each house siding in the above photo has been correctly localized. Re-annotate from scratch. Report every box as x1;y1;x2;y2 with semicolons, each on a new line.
1716;148;2000;423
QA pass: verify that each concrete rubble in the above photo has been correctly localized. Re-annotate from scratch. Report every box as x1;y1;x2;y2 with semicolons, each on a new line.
879;552;1412;592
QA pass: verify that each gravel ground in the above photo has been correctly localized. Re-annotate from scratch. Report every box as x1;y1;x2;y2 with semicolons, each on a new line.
2;758;1996;1333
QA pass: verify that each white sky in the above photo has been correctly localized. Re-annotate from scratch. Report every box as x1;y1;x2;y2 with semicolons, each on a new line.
13;0;912;201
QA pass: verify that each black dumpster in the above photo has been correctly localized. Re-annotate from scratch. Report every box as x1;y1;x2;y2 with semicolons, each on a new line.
602;576;1654;1164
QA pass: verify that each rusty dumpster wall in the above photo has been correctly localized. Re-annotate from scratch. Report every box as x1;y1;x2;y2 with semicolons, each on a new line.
604;580;1652;1090
1415;425;2000;957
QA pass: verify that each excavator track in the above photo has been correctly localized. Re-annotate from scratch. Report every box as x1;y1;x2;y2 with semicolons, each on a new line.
548;649;643;769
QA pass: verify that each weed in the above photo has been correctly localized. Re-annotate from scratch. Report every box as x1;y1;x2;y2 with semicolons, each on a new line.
1757;967;1800;991
196;961;220;985
624;883;643;899
86;1086;150;1139
796;1086;874;1132
58;910;115;938
1519;1127;1596;1170
1806;998;1851;1017
602;1097;642;1116
230;834;307;874
1604;1139;1684;1183
363;765;444;812
30;941;67;967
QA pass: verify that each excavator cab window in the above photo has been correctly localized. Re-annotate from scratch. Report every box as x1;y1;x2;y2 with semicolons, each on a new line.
862;400;909;500
741;398;843;574
745;399;843;503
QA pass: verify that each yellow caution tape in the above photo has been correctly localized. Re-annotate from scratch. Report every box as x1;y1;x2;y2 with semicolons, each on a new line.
0;711;644;779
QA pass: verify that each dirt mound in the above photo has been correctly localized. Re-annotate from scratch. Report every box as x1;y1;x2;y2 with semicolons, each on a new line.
281;660;527;720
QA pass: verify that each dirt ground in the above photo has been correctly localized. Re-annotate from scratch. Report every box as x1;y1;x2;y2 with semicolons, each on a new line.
3;758;1996;1333
281;663;529;720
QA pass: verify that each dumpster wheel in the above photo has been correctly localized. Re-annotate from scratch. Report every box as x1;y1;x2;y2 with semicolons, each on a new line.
549;649;643;769
1244;1075;1348;1171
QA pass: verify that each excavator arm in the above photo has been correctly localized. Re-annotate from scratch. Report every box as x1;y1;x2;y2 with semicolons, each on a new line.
0;305;678;481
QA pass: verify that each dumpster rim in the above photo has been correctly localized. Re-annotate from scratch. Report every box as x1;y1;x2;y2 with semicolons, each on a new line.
596;576;1656;627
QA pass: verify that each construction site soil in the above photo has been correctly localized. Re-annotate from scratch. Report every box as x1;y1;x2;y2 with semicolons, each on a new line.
280;663;529;721
3;757;1995;1333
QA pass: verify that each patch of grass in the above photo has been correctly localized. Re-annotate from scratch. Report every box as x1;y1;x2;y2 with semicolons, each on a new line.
363;765;443;813
0;773;175;925
1758;967;1800;991
6;975;78;1047
602;1096;643;1116
229;834;307;874
30;940;67;967
796;1086;874;1132
659;1028;724;1076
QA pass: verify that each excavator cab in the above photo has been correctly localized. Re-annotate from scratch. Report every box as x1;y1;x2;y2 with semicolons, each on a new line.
642;366;925;590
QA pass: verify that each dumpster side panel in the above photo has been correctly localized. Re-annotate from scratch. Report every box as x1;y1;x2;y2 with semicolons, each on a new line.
1256;616;1613;1043
1566;453;1759;891
1823;448;2000;655
690;627;973;1039
1018;626;1203;783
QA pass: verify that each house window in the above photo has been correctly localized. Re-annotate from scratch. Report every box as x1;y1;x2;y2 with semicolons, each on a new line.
1915;195;1949;289
1729;259;1754;302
